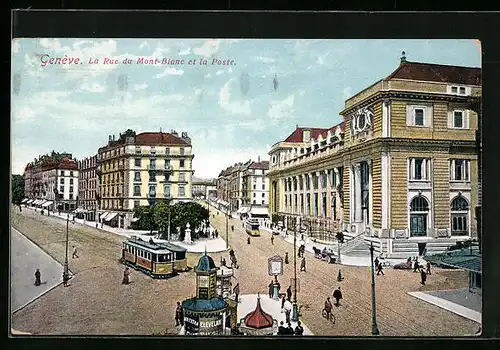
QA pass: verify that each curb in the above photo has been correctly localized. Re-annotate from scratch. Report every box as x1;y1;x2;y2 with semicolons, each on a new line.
10;228;72;314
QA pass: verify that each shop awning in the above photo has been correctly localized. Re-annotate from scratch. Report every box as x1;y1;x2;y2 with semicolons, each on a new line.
26;199;33;204
100;212;110;220
33;200;41;205
21;198;28;203
249;207;269;217
237;207;250;214
42;201;53;207
105;212;118;221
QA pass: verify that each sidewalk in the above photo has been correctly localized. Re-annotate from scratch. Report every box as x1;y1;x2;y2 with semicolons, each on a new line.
21;207;228;254
408;291;481;324
179;294;313;335
260;225;405;267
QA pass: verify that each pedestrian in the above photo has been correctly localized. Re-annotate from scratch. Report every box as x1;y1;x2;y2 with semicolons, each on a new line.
294;321;304;336
426;261;432;275
34;268;41;286
284;252;289;264
268;280;274;298
72;245;79;258
96;222;98;228
300;257;306;272
122;267;130;285
101;222;104;228
72;216;76;224
420;270;427;285
286;285;292;301
277;321;286;335
413;258;420;272
284;299;292;323
233;283;240;303
215;230;219;238
271;235;274;245
231;225;234;232
377;262;384;276
222;257;227;267
175;301;182;326
247;237;251;244
281;295;286;310
324;297;333;319
286;322;294;335
333;287;342;306
63;271;69;287
374;257;379;268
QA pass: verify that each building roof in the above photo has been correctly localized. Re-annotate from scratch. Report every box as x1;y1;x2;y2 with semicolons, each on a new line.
425;247;481;274
283;121;346;143
134;132;190;146
243;296;274;329
248;161;269;170
195;253;217;272
385;60;481;86
59;157;78;170
182;297;228;313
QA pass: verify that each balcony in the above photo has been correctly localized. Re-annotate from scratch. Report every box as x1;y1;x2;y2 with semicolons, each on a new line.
118;164;126;170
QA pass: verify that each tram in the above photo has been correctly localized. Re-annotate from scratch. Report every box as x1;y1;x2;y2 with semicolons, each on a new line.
121;236;188;279
245;218;261;236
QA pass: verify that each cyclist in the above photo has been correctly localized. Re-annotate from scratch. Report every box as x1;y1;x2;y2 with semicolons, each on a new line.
324;297;333;320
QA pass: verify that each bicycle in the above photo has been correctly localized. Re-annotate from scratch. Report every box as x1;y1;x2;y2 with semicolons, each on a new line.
321;309;336;324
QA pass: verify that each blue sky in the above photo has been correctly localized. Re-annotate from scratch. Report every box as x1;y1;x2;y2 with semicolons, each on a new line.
11;39;481;178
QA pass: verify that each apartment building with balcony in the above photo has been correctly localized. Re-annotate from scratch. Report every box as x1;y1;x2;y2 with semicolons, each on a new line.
268;54;481;257
97;129;194;229
77;155;98;221
23;152;79;212
240;158;270;218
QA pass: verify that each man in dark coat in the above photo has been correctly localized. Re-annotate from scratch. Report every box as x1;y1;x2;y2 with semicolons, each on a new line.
233;283;240;302
420;270;427;285
374;257;379;268
175;301;182;326
286;285;292;301
300;257;306;272
277;321;286;335
377;262;384;275
268;280;274;298
333;287;342;306
294;321;304;335
271;235;274;245
122;267;130;284
286;322;294;335
34;268;41;286
281;295;286;310
247;237;251;244
284;252;289;264
426;261;432;275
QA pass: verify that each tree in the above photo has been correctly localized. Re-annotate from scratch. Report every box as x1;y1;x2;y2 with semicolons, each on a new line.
166;202;209;241
134;206;156;234
153;200;171;235
11;174;25;205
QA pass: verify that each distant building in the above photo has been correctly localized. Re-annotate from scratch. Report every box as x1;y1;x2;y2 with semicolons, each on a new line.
23;152;79;212
192;179;217;199
78;155;98;221
97;129;194;229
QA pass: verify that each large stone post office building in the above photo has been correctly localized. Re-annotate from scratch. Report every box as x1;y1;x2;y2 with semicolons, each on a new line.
268;55;481;257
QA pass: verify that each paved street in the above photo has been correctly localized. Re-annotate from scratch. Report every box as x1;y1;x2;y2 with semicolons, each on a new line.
11;227;64;312
10;206;479;336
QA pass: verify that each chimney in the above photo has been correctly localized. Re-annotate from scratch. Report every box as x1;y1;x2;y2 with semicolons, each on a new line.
113;135;116;141
296;124;299;129
400;51;407;64
258;156;260;163
108;135;112;142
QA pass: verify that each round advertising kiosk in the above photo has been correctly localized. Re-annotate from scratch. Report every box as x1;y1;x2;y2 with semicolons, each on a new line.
182;252;228;335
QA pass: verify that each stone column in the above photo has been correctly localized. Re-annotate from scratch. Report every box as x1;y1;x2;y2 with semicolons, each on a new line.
354;163;362;222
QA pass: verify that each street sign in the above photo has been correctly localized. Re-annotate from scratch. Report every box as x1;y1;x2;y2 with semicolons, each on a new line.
290;278;300;293
268;255;283;276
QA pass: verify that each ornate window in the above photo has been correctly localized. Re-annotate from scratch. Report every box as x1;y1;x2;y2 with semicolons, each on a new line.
451;196;469;236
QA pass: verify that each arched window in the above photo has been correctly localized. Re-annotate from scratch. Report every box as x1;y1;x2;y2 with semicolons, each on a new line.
410;196;429;237
451;196;469;236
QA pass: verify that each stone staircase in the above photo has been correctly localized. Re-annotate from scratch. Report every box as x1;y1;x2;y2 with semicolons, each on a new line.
389;240;420;259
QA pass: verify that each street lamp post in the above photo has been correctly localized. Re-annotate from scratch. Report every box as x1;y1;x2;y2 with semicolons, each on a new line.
369;242;380;336
167;205;171;241
291;217;299;322
225;211;229;249
64;214;69;276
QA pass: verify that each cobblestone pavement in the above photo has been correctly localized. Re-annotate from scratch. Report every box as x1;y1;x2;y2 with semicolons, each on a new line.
11;207;479;336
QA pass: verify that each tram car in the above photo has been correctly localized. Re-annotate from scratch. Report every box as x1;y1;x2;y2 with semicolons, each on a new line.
121;236;188;279
245;218;261;237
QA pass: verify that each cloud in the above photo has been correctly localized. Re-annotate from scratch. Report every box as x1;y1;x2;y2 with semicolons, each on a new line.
134;83;148;91
215;70;224;75
218;79;251;116
252;56;275;63
204;73;212;78
343;86;352;99
12;106;36;124
155;67;184;79
193;39;221;57
138;41;150;50
179;47;191;56
268;94;295;121
79;82;105;93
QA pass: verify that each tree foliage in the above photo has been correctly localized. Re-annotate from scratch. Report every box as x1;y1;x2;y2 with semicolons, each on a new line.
336;231;345;243
11;174;25;205
133;201;209;240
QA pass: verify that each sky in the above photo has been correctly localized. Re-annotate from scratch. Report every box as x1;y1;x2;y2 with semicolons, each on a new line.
11;39;481;179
